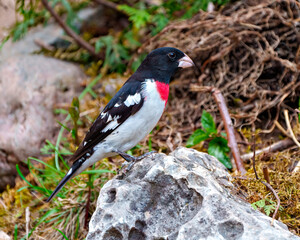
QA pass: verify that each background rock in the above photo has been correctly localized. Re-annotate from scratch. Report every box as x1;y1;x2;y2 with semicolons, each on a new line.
0;23;64;63
0;54;86;190
0;230;11;240
87;147;299;240
0;0;16;41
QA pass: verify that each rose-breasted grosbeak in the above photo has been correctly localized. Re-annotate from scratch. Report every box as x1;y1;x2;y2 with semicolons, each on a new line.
47;47;194;202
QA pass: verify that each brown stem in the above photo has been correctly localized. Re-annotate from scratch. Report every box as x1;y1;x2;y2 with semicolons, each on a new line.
251;131;259;179
211;88;246;175
190;85;246;174
85;185;92;229
241;137;299;161
41;0;101;59
262;166;270;190
261;181;281;224
252;127;280;225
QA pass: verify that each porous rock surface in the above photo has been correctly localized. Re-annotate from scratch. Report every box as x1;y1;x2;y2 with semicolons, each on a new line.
87;147;299;240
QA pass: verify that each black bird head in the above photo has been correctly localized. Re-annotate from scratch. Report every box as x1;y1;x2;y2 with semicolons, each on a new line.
135;47;195;83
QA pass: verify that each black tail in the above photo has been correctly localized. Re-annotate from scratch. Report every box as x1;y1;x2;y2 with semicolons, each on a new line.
46;162;81;202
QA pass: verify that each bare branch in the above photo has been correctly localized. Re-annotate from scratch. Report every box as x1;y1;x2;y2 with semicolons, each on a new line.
41;0;101;59
241;137;298;161
191;85;246;174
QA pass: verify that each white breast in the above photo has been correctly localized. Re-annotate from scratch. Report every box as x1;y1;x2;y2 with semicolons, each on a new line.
105;79;166;152
76;79;166;171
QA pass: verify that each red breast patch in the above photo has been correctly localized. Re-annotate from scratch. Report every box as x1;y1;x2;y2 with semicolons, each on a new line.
155;81;169;105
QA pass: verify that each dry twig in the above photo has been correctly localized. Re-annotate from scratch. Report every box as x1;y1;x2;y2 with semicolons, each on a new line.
191;85;246;174
284;109;300;148
252;129;280;225
41;0;101;59
241;137;299;161
25;207;30;240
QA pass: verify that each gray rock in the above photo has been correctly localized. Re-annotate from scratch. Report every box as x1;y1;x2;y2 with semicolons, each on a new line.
0;55;85;189
0;23;64;63
87;147;299;240
0;7;99;63
0;230;11;240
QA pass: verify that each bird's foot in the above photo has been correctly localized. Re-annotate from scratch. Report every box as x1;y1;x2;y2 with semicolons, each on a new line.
115;150;156;173
136;150;156;161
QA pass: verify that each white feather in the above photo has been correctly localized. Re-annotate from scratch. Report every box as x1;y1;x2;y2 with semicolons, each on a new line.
100;112;107;119
124;93;141;107
67;168;73;176
106;114;112;122
102;115;120;132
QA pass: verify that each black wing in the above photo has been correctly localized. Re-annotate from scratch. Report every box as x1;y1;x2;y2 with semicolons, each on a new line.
68;79;144;163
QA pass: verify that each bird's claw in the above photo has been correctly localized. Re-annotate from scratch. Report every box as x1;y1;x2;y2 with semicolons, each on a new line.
119;151;157;174
136;150;156;161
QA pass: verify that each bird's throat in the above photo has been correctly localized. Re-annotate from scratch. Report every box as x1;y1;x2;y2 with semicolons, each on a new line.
155;81;169;105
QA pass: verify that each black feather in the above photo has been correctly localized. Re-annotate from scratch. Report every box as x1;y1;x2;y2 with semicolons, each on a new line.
68;80;144;164
46;160;83;202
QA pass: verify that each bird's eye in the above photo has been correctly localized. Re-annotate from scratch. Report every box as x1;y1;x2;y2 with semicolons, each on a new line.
168;52;176;60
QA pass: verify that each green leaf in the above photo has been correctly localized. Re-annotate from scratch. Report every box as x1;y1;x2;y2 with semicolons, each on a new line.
56;121;71;132
69;97;80;123
71;97;79;109
69;107;79;123
124;31;141;48
201;110;217;134
14;224;18;240
95;36;129;73
256;199;266;208
186;129;209;147
55;229;69;240
151;14;169;35
71;129;77;140
208;137;232;169
264;204;275;216
95;38;106;53
54;108;69;115
16;164;33;187
148;136;152;151
82;169;114;174
118;5;151;29
220;132;227;138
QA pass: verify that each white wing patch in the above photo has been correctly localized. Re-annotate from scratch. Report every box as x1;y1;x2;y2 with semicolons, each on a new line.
66;168;73;176
124;93;141;107
100;112;107;119
102;115;120;132
106;114;112;123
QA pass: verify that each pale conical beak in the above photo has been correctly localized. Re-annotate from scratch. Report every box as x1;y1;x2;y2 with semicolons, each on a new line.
178;53;195;68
